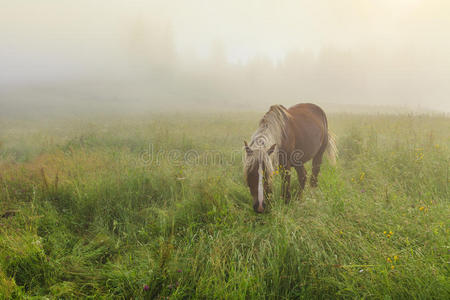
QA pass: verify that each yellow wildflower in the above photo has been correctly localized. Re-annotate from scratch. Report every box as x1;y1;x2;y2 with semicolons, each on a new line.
416;152;424;161
391;265;395;270
359;172;365;181
383;230;393;238
387;257;392;263
394;255;398;261
419;206;425;211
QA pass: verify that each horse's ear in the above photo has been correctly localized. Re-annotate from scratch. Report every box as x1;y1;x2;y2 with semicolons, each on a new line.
267;144;276;156
244;141;252;155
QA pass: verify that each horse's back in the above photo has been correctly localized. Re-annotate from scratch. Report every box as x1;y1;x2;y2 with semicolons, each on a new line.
288;103;326;120
287;103;328;162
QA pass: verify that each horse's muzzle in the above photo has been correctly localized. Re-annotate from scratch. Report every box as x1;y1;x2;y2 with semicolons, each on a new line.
253;202;266;213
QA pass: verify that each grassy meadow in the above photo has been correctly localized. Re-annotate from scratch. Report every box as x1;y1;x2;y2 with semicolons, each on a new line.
0;112;449;299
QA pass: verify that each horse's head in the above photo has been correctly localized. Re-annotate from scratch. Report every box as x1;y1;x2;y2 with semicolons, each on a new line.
243;141;276;213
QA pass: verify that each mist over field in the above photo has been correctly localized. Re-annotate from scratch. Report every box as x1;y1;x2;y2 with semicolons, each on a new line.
1;0;450;116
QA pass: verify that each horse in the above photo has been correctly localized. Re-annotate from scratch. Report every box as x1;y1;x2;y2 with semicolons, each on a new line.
243;103;337;213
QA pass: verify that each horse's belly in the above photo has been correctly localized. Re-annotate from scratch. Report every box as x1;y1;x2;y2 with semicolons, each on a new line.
291;119;325;163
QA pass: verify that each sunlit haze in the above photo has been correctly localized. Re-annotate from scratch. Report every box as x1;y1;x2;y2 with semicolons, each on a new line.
1;0;449;114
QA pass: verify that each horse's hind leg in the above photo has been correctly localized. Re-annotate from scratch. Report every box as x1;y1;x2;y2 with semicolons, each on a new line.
310;152;324;187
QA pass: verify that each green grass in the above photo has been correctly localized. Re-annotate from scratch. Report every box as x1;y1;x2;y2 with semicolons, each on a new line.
0;112;449;299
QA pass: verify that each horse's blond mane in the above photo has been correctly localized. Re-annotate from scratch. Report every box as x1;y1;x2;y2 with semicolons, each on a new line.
252;105;289;148
244;105;289;182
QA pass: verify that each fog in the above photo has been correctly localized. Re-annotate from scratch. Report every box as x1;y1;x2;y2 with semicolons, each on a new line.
1;0;450;116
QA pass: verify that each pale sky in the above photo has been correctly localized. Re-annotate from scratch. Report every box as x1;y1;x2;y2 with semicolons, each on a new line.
2;0;448;61
1;0;449;111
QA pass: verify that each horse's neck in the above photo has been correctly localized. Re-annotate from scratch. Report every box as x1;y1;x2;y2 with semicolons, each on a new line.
254;122;284;148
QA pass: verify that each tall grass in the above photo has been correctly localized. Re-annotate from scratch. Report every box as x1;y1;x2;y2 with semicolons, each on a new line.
0;112;448;299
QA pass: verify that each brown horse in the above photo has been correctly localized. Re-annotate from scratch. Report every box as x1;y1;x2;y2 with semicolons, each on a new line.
243;103;337;213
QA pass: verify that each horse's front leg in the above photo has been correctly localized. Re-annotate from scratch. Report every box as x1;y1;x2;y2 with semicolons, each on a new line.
281;165;291;203
295;164;307;198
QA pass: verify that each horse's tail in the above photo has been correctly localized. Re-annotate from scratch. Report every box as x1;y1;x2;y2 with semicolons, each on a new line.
326;131;338;165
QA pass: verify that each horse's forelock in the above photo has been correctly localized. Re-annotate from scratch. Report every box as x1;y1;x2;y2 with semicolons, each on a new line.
243;149;274;185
